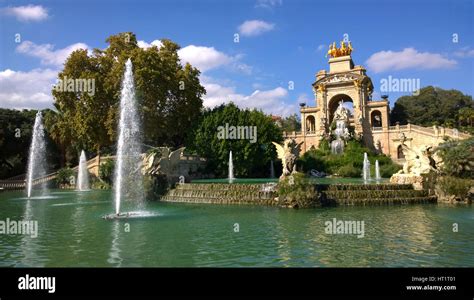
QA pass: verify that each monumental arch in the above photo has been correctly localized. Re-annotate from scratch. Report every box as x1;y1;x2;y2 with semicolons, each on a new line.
283;41;470;163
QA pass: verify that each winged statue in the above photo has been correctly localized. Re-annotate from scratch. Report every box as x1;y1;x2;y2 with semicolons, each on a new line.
396;143;438;176
143;147;185;176
272;138;304;179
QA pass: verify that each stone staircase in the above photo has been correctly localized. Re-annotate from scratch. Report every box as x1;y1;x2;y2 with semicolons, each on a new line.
161;183;278;206
320;183;437;206
161;182;437;207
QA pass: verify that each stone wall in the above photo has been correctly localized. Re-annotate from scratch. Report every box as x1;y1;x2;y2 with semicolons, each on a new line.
161;183;278;206
162;182;437;207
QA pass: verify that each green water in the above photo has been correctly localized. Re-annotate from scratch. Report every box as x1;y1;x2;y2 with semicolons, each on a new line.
0;189;472;267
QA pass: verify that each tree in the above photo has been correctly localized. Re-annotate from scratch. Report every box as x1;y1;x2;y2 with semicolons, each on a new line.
51;32;205;164
458;107;474;128
390;86;473;130
436;137;474;178
0;109;61;178
279;113;301;132
190;103;283;177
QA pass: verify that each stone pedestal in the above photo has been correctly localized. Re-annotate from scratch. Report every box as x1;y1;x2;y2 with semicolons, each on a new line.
390;174;425;190
328;55;354;73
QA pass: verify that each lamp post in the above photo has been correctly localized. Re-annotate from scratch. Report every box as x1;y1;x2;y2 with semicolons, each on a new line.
299;103;306;152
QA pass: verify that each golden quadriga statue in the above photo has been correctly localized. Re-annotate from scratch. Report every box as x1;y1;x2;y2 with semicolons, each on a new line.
326;41;353;58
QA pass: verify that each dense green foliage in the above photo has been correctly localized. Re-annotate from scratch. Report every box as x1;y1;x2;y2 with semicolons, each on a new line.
56;167;74;186
436;137;474;178
390;86;474;133
436;176;473;200
98;159;115;184
190;103;283;177
279;114;301;132
50;32;205;159
277;173;319;208
0;109;61;178
298;139;401;178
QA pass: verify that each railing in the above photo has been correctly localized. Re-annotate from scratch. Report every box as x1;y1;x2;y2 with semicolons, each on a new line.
282;131;302;137
0;180;26;190
387;123;471;140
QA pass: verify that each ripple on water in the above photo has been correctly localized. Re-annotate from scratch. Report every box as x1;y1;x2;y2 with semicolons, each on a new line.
0;190;473;267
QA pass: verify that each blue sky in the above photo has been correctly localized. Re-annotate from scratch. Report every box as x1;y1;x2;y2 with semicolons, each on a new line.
0;0;472;116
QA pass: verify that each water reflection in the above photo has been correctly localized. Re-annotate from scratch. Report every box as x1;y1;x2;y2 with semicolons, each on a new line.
0;190;473;267
108;220;123;266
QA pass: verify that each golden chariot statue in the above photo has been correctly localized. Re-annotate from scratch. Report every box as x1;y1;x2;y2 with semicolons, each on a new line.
326;41;353;58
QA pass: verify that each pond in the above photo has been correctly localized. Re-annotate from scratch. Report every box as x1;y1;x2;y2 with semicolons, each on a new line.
0;189;472;267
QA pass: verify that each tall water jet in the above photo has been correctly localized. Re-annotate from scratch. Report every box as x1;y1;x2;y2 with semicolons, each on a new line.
270;160;275;178
375;160;381;181
113;59;144;215
228;151;234;183
26;111;47;198
77;150;90;191
362;152;371;182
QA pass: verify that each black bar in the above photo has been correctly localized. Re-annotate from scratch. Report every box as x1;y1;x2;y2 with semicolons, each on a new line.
0;268;471;299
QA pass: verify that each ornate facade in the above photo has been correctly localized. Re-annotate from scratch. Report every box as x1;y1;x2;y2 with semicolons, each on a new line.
283;42;470;162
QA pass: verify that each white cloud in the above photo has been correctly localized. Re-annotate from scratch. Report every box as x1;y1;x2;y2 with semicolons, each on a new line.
317;44;326;51
1;5;49;22
255;0;282;9
366;48;457;73
16;41;89;67
202;79;295;116
454;47;474;58
4;40;90;109
238;20;275;37
297;93;311;104
178;45;232;72
0;68;57;109
177;45;253;74
137;39;163;49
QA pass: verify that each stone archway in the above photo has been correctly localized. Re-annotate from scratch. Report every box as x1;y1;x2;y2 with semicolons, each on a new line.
371;110;382;127
306;115;316;132
397;145;405;159
328;94;354;124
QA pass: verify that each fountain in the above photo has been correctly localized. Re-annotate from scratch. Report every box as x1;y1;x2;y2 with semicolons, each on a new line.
77;150;90;191
362;152;371;182
228;151;234;183
330;101;350;154
26;111;47;198
330;122;345;154
270;160;275;178
111;59;144;217
375;160;381;181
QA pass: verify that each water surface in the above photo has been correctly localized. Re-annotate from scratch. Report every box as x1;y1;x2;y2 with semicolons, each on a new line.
0;189;472;267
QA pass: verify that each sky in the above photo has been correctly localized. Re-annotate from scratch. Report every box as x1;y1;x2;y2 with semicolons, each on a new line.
0;0;473;116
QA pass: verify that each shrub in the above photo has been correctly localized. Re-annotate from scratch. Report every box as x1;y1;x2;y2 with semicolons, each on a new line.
56;168;74;185
337;164;360;177
277;173;319;208
99;159;115;184
299;150;325;173
143;174;169;200
379;164;402;178
298;137;401;178
436;137;474;178
437;176;473;200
